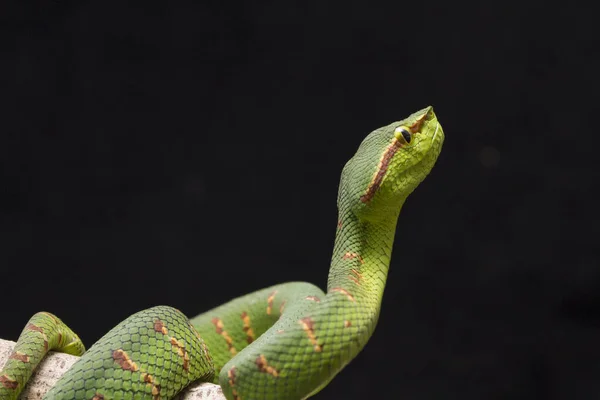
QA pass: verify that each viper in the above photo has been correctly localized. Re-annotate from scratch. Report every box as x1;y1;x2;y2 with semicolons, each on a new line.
0;106;444;400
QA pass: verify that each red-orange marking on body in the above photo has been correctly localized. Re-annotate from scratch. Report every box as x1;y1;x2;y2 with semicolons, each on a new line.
211;317;223;334
241;312;256;344
360;138;403;203
92;394;105;400
305;295;321;302
227;366;240;400
151;384;161;400
279;300;286;315
299;317;322;352
227;366;237;385
266;290;277;315
0;375;18;389
9;352;29;363
337;219;343;229
349;268;362;285
112;349;139;371
342;252;364;264
140;372;162;399
153;319;169;335
26;323;43;333
141;372;154;384
344;320;352;328
200;341;212;363
255;354;279;377
330;287;355;302
211;318;237;355
169;337;190;372
26;323;49;351
40;312;58;323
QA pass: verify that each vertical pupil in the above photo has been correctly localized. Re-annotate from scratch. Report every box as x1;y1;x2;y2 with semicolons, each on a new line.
401;129;411;143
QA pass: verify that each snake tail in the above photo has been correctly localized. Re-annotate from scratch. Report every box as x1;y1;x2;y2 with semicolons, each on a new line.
0;312;85;400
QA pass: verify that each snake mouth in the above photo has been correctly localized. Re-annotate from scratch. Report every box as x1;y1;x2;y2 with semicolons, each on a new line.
431;122;441;144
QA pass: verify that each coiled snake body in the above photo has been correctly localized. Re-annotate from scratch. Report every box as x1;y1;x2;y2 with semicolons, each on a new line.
0;107;444;400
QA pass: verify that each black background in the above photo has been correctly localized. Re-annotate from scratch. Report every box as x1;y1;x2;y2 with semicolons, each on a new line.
2;2;600;399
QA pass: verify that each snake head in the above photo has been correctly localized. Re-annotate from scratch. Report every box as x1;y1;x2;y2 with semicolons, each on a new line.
338;106;444;222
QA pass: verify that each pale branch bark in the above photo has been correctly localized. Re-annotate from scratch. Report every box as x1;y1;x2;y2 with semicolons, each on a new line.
0;338;225;400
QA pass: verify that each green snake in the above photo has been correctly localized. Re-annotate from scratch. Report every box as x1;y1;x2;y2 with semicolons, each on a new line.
0;107;444;400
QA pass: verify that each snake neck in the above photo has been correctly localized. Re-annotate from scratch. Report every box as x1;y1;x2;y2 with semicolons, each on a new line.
327;203;402;312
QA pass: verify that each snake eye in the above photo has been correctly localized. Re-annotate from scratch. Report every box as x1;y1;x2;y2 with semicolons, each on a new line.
394;126;412;145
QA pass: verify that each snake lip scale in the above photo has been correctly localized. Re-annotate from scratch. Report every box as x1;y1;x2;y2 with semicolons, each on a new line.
0;106;444;400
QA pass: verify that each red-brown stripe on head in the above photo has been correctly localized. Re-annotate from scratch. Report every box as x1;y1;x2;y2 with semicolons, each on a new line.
340;107;443;214
409;110;429;133
360;138;403;204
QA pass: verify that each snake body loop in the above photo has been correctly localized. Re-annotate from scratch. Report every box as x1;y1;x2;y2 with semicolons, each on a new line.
0;107;444;400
